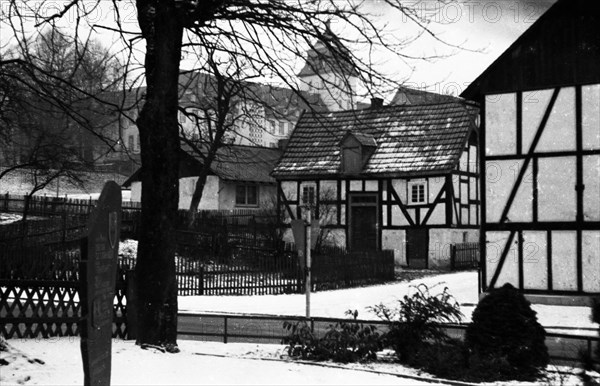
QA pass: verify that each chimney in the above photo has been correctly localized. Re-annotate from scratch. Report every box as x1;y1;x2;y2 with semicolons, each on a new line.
370;97;384;109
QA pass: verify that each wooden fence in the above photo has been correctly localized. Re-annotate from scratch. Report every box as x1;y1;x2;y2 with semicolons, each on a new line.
0;193;142;218
178;246;301;296
311;247;395;290
0;193;276;245
2;221;396;298
0;239;129;339
120;243;395;296
450;242;479;270
1;199;396;337
0;215;87;246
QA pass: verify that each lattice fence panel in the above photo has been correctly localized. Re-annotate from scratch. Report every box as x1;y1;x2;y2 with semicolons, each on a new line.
0;277;129;339
0;280;80;339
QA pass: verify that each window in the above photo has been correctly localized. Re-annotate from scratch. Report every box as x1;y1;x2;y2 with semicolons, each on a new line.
279;121;286;136
137;135;141;151
301;185;316;206
408;180;427;205
128;135;134;151
236;185;258;206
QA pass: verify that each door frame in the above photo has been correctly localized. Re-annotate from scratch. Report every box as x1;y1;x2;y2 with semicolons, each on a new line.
406;227;429;269
347;192;379;251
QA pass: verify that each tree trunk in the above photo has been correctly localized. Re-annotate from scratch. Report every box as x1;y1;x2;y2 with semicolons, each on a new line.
186;145;221;226
186;170;208;227
187;123;227;226
135;0;183;350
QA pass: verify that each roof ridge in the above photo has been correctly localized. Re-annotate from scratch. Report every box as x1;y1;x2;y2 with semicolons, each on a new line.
302;99;472;119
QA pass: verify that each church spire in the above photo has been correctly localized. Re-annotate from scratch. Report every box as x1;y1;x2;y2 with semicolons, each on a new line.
297;22;358;111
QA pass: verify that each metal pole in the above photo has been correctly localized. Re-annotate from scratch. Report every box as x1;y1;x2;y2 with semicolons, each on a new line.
305;209;311;318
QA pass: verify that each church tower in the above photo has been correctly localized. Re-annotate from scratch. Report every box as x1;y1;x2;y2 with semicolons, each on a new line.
297;24;358;111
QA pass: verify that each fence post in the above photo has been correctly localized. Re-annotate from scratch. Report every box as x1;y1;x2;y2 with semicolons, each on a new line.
252;216;257;247
125;270;138;340
223;316;228;344
198;266;204;296
221;220;229;262
62;211;67;245
450;244;456;270
43;195;49;216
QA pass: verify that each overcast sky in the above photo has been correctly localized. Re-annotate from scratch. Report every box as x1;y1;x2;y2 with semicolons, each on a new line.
1;0;559;98
359;0;558;96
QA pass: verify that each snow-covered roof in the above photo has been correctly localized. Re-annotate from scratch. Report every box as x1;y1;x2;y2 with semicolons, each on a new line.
272;101;478;178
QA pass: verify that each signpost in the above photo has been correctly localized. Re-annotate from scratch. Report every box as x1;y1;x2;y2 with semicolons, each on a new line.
290;212;320;318
80;181;121;386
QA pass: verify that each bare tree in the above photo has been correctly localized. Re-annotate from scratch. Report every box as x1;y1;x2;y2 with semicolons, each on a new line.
0;29;123;193
178;51;244;225
179;50;327;226
2;0;458;352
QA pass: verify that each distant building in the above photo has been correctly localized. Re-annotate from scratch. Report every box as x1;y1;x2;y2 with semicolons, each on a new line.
176;71;323;149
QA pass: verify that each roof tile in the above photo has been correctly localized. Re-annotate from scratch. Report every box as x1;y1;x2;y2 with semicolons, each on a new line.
272;101;477;178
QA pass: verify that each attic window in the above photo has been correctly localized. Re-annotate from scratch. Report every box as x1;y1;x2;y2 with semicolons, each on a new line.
342;146;361;174
339;131;377;175
408;180;427;205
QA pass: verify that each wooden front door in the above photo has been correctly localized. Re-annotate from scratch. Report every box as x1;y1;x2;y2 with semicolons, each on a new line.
349;194;378;251
406;228;429;268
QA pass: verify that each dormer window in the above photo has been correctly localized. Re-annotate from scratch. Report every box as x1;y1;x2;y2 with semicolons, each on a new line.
339;131;377;175
342;146;361;174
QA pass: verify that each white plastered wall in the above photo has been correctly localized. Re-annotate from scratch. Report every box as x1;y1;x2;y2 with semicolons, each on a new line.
429;229;479;270
382;229;406;266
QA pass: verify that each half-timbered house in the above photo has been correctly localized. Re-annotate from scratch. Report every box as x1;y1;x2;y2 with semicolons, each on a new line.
461;0;600;304
272;99;479;269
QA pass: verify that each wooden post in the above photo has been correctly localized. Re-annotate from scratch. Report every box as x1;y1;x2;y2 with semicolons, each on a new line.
305;210;311;318
62;211;67;245
252;216;257;248
198;266;204;296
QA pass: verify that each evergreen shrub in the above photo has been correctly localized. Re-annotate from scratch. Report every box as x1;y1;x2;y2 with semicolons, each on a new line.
465;283;549;379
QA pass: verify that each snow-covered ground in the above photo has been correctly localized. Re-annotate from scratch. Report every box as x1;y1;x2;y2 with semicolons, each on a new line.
1;338;591;386
0;339;446;386
1;235;597;384
179;271;598;332
0;213;22;225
